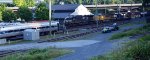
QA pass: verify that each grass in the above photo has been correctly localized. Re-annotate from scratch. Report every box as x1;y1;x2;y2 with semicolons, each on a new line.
109;24;150;40
91;34;150;60
0;48;71;60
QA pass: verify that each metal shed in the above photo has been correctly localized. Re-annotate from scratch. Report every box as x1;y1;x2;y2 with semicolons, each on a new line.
23;29;40;40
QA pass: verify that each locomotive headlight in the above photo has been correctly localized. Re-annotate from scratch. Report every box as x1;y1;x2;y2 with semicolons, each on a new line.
101;16;104;20
101;16;104;19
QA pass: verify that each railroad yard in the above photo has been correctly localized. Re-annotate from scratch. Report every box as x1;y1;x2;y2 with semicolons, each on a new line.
0;0;150;60
0;17;145;60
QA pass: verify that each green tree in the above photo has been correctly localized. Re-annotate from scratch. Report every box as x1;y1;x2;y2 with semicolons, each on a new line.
2;10;17;22
0;4;6;12
127;0;134;4
44;0;57;5
143;0;150;10
143;0;150;23
82;0;91;4
78;0;83;4
13;0;26;7
18;6;32;21
93;0;97;4
65;0;75;4
115;0;122;4
0;12;2;21
35;3;49;20
13;0;35;7
25;0;35;7
133;0;142;3
0;4;6;21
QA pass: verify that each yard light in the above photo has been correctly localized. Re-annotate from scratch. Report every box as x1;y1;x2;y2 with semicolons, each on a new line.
95;0;99;28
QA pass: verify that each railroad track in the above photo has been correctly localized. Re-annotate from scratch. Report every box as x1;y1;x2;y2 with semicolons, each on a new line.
38;28;100;43
0;50;27;57
37;20;131;43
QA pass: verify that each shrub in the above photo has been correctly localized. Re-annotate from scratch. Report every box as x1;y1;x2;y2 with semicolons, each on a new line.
92;35;150;60
139;35;150;41
109;33;127;40
124;41;150;60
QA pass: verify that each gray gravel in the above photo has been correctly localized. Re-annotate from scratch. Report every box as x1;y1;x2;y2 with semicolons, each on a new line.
0;40;100;51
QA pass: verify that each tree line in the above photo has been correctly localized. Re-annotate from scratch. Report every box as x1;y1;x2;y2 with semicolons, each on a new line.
65;0;142;4
3;0;143;7
0;3;49;22
0;5;32;22
46;0;142;5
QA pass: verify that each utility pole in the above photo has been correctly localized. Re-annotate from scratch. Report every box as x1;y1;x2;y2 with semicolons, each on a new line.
130;1;133;18
104;0;106;15
119;3;121;14
142;1;145;19
95;0;99;28
117;2;121;14
49;0;52;36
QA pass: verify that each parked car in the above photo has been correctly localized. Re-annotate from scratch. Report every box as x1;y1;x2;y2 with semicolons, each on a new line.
112;23;119;31
102;26;119;33
111;26;119;31
102;26;112;33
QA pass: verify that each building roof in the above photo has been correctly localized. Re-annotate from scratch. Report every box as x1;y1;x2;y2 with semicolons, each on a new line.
51;4;79;19
71;4;94;15
52;13;72;19
52;4;79;11
52;4;93;19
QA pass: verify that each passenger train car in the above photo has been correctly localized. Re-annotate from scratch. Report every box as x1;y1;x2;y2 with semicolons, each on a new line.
0;21;59;39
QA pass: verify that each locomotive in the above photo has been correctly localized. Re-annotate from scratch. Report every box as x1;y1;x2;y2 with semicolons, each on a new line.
94;12;132;22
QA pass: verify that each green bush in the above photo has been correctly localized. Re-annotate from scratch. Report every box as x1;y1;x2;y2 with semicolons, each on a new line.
92;35;150;60
109;33;127;40
139;35;150;41
125;42;150;60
